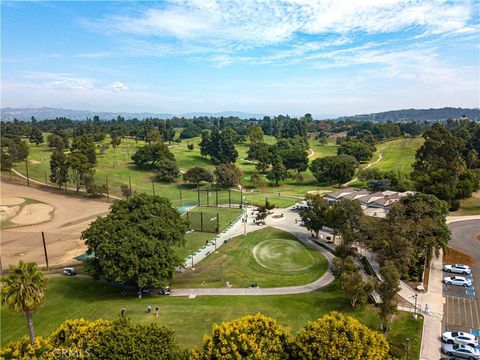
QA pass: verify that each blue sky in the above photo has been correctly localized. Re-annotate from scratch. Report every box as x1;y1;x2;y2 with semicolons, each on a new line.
1;0;479;116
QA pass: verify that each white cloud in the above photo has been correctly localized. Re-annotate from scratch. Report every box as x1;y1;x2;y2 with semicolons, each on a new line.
108;81;128;91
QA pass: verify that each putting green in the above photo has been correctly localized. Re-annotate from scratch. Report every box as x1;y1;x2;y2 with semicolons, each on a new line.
252;239;315;272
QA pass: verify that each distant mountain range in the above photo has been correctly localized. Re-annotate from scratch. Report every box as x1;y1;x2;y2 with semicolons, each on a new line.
334;107;480;122
0;106;478;122
0;107;266;121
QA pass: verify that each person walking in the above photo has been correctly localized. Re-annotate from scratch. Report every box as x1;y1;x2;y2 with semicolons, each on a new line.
155;306;159;318
121;307;126;317
147;305;151;314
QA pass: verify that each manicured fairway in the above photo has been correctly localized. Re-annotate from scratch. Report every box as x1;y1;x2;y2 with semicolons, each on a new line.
368;137;424;175
0;277;421;359
172;227;328;288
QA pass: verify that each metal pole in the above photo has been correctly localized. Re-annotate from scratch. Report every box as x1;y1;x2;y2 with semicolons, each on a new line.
240;187;243;208
106;177;110;203
221;261;223;281
200;211;204;232
228;189;231;208
179;185;183;204
152;181;155;197
197;185;200;206
216;212;220;234
9;170;12;182
215;186;218;207
25;160;30;186
44;171;48;186
41;232;49;271
129;177;132;197
0;256;3;276
206;186;209;207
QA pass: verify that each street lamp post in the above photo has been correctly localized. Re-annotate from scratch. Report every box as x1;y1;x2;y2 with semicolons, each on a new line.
406;338;410;360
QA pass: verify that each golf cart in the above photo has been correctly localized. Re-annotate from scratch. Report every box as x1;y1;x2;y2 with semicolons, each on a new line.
63;267;77;276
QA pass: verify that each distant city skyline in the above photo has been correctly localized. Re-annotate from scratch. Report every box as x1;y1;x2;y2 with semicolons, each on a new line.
2;1;479;114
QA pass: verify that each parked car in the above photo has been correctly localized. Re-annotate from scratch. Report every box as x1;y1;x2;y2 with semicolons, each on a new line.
444;264;472;275
444;276;472;287
443;331;478;347
442;343;480;359
63;267;76;276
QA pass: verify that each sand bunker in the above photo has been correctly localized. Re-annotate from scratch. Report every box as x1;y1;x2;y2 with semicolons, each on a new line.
1;197;26;206
11;204;54;225
29;160;41;164
0;205;20;221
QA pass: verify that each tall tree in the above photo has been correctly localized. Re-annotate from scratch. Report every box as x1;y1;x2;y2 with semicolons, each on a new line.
71;134;96;165
28;127;44;146
50;150;69;188
214;163;241;188
199;128;238;164
82;194;189;289
266;155;287;186
299;194;330;238
131;143;175;169
337;138;375;162
310;155;358;186
378;261;400;331
68;152;95;192
1;261;47;345
247;142;271;172
247;124;264;144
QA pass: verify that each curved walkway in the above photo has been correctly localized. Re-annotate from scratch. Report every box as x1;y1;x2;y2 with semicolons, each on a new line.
343;152;383;186
171;207;334;296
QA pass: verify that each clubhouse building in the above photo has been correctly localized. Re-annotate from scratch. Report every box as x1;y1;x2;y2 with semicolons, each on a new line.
323;188;414;218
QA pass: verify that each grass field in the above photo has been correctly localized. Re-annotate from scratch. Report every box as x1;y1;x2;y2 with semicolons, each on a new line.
0;277;422;358
175;207;243;260
368;137;424;175
172;227;328;288
450;191;480;216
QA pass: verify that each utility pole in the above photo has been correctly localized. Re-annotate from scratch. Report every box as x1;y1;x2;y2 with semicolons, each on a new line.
25;160;30;186
41;232;49;271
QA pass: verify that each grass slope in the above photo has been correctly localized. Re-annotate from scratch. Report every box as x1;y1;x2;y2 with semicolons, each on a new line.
172;227;328;288
368;137;424;175
0;277;421;359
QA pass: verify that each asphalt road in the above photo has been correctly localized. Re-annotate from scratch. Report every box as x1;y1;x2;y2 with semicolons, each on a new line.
446;220;480;333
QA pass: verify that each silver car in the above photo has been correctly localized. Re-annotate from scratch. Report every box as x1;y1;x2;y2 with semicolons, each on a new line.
444;276;473;287
444;264;472;275
443;331;478;347
442;343;480;359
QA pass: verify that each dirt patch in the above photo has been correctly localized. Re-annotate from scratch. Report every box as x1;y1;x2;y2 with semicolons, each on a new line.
444;246;476;268
1;197;25;206
11;204;54;225
0;205;20;221
29;160;41;165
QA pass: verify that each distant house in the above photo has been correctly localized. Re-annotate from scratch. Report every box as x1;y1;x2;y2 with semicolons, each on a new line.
324;188;413;218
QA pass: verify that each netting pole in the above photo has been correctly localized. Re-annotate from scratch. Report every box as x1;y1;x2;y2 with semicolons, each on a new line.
215;186;218;207
152;181;155;197
206;186;209;207
197;185;200;206
228;189;231;208
179;185;183;204
186;211;189;221
9;170;12;182
106;177;110;203
42;232;49;271
44;171;48;186
216;212;220;234
240;187;243;208
25;160;30;186
129;177;132;197
200;211;204;232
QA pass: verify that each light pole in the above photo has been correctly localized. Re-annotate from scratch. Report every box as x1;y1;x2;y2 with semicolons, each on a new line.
405;338;410;360
409;294;418;319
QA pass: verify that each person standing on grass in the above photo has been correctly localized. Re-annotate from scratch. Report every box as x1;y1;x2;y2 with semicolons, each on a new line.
121;307;126;317
155;306;159;318
147;305;151;314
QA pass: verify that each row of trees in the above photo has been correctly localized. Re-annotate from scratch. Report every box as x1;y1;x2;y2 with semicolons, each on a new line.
299;192;450;328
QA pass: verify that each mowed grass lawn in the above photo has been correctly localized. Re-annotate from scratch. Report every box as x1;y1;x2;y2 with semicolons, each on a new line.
0;277;422;359
368;137;424;175
172;227;328;288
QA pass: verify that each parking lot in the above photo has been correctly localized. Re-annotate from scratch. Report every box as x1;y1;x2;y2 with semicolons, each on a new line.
442;219;480;356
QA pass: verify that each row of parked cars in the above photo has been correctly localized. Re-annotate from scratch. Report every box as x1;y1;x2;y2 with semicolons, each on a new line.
443;263;473;287
442;263;478;359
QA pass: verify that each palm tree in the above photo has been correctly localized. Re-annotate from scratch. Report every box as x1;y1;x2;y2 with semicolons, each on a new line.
2;261;47;344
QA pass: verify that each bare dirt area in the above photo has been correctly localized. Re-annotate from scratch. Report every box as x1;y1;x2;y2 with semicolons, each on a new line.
11;203;54;225
1;182;110;270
